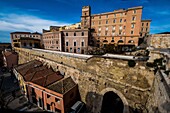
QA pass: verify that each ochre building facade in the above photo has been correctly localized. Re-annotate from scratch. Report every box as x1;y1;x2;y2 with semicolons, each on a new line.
81;6;151;50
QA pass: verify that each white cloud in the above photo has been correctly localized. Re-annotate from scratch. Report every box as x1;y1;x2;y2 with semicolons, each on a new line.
0;13;71;33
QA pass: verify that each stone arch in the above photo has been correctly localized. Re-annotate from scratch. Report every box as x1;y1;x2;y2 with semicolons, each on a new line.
98;87;129;113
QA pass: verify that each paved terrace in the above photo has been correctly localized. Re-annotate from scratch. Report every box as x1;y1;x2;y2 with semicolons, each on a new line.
32;48;148;61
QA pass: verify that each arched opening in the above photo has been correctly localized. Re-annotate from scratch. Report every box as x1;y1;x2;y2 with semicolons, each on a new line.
101;91;124;113
118;40;123;43
128;40;134;43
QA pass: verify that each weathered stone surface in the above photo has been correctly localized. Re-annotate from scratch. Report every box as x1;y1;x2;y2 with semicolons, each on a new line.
14;48;155;113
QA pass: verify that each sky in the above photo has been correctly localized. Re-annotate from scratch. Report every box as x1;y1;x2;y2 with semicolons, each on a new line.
0;0;170;43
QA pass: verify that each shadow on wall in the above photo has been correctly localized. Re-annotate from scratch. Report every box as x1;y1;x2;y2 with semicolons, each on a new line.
161;101;170;112
85;91;126;113
85;92;103;113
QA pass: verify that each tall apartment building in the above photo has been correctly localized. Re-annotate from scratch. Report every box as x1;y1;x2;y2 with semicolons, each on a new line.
41;6;151;54
11;32;42;48
140;20;151;38
63;29;89;54
42;26;62;51
42;26;89;54
81;6;151;50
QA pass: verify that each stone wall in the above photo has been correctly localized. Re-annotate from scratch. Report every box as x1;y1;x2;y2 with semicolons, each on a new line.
149;34;170;48
147;70;170;113
14;47;154;113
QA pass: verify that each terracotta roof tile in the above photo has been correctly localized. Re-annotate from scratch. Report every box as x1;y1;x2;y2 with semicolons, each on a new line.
14;60;63;88
47;77;76;94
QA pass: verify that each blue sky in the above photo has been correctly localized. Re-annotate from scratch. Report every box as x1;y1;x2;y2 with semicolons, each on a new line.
0;0;170;42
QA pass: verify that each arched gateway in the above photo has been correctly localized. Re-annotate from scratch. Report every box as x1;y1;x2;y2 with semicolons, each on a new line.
98;88;129;113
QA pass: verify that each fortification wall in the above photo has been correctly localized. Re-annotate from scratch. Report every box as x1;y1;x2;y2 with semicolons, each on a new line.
14;47;154;113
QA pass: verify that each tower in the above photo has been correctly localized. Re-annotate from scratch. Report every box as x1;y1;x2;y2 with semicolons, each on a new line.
81;6;91;29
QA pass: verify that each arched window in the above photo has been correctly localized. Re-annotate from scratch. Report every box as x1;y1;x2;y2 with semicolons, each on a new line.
118;40;123;43
128;40;134;43
103;40;108;43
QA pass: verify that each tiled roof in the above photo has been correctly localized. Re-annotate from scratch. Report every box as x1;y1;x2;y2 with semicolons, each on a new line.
10;32;31;34
3;51;17;57
14;60;63;87
47;77;76;94
3;51;13;57
15;60;42;76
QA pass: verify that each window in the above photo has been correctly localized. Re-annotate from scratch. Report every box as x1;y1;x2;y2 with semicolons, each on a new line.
56;41;58;44
112;26;115;30
29;43;32;46
70;48;72;52
99;16;101;19
146;28;148;31
98;27;101;31
74;42;76;46
74;49;76;53
81;49;84;54
39;98;43;107
113;19;116;23
84;21;86;25
99;21;101;25
142;28;143;31
146;23;148;26
132;16;136;21
82;32;84;36
105;31;108;36
106;15;108;18
55;98;60;102
85;13;86;15
105;26;108;31
134;10;136;14
78;48;80;52
131;30;134;34
47;94;50;98
47;103;51;110
66;33;68;36
24;43;26;46
66;49;68;52
124;19;126;22
120;19;122;23
74;32;76;36
131;24;135;29
55;108;61;113
82;42;84;46
124;26;126;29
106;20;108;24
66;42;68;46
140;33;142;36
92;22;94;25
142;23;144;26
112;31;115;36
119;26;122;30
119;30;122;35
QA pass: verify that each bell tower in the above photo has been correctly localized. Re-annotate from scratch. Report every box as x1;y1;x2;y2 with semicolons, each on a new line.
81;6;91;29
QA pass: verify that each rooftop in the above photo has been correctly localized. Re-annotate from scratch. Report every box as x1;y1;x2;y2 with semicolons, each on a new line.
47;77;76;94
92;6;143;16
14;60;63;87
